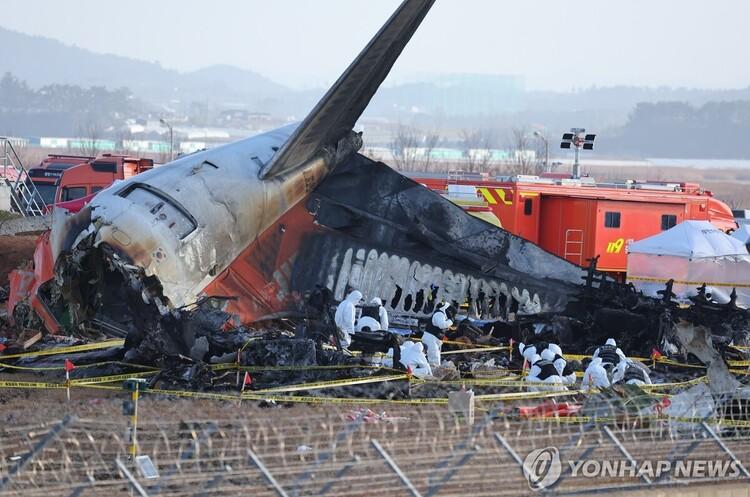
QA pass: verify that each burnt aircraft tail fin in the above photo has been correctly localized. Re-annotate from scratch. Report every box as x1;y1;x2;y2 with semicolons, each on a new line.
259;0;435;179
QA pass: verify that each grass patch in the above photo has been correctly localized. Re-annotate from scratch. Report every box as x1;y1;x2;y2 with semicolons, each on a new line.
0;210;21;222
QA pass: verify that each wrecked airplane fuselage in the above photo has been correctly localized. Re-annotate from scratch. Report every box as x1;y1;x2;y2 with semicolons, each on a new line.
53;150;586;342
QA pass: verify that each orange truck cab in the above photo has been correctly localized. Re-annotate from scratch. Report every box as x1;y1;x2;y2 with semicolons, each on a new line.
53;154;154;204
27;154;94;206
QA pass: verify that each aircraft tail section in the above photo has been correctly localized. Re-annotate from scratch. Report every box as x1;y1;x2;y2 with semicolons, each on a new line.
259;0;435;179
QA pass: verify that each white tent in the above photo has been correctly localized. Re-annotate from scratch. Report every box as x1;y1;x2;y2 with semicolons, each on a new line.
731;224;750;246
627;221;750;307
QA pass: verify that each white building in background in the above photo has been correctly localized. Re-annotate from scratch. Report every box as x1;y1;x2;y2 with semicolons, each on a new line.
179;141;207;154
40;137;70;149
123;140;170;153
1;136;29;148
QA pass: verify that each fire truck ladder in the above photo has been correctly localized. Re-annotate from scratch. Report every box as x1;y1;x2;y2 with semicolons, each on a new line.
1;137;46;216
563;229;584;265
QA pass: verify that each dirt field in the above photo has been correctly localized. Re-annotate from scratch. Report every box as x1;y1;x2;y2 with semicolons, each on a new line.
0;234;35;285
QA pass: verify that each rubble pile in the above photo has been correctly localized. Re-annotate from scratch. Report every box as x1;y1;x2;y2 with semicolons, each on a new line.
3;262;749;417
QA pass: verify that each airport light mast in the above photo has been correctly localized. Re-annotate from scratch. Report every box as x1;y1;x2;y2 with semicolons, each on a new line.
560;128;595;178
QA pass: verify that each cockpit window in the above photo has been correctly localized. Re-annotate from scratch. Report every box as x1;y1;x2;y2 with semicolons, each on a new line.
118;184;197;239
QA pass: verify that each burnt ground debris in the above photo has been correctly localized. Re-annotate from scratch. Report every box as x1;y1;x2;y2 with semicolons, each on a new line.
2;270;749;408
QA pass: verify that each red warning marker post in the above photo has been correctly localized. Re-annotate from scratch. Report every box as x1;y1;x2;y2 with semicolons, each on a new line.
64;359;75;402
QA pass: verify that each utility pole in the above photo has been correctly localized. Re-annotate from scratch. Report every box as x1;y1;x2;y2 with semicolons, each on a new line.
159;118;174;161
560;128;595;178
533;131;549;172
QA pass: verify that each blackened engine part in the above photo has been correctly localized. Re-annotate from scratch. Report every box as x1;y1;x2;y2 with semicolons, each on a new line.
240;338;317;367
349;331;402;369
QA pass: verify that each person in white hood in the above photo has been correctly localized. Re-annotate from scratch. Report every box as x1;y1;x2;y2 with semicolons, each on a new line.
334;290;362;348
525;353;543;383
592;338;627;370
525;350;565;391
383;341;432;379
613;359;652;386
422;302;453;367
519;342;540;364
581;357;610;390
356;297;389;332
546;343;577;385
400;341;433;378
519;341;554;363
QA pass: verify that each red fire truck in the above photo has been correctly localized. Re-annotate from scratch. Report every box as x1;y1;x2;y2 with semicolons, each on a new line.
414;173;737;278
26;154;94;206
52;154;154;204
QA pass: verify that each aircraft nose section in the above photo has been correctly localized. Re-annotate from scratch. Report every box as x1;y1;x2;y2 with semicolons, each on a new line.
91;196;166;266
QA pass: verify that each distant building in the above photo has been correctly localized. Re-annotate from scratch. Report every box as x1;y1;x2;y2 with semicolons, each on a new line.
1;136;29;148
123;140;170;153
67;139;116;151
40;137;69;149
179;141;207;154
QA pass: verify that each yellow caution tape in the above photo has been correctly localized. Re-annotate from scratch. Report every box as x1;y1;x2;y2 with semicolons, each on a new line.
564;353;651;363
0;339;124;359
0;380;67;389
0;361;67;371
409;338;508;350
0;360;158;372
242;393;448;405
0;374;734;409
211;363;396;373
70;370;158;386
654;358;708;369
443;340;506;348
252;374;408;394
640;376;707;390
442;346;507;355
627;275;750;289
412;376;523;386
475;389;586;402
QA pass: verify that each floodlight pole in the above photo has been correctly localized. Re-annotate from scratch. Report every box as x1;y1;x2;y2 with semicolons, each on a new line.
562;127;591;179
160;118;174;162
533;131;549;172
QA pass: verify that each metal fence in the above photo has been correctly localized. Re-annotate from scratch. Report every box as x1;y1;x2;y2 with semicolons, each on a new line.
0;395;749;497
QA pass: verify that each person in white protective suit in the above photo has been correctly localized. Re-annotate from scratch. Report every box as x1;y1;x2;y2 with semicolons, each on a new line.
524;353;543;384
518;342;538;363
334;290;362;348
525;350;566;392
356;297;389;332
547;343;577;385
422;302;453;367
519;341;552;363
592;338;627;371
612;359;652;386
400;341;433;378
383;341;433;379
581;357;610;390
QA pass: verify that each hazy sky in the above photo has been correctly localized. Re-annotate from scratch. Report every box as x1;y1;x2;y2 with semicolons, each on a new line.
2;0;749;91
